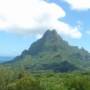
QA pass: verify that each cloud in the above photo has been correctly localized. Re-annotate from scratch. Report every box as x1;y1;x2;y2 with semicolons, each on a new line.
50;20;82;38
64;0;90;10
0;0;82;38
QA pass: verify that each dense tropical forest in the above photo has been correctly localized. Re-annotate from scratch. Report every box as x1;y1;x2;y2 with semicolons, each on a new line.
0;67;90;90
0;30;90;90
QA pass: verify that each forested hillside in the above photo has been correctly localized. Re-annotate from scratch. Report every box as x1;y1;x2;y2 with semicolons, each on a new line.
4;30;90;72
1;30;90;90
0;67;90;90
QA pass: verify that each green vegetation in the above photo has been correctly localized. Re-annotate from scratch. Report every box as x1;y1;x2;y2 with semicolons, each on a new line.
1;30;90;90
0;67;90;90
4;30;90;72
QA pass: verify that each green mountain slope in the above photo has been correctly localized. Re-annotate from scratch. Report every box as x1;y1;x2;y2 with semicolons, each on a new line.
4;30;90;72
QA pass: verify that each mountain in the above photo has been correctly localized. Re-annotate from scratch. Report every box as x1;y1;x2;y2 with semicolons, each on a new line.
3;30;90;72
28;30;69;56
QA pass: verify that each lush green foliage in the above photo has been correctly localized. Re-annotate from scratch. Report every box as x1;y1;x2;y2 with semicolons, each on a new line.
1;30;90;90
0;67;90;90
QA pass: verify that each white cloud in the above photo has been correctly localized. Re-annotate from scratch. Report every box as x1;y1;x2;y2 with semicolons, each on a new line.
0;0;82;38
64;0;90;10
50;20;82;38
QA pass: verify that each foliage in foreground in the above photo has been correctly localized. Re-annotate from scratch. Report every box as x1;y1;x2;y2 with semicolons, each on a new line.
0;67;90;90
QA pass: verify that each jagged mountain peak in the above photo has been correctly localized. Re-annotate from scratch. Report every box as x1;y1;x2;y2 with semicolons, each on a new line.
43;30;58;38
28;30;68;55
42;30;62;41
4;29;90;72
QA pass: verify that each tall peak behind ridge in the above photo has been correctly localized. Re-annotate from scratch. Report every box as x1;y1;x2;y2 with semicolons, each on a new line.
28;30;69;56
43;30;58;38
5;29;90;72
42;30;62;41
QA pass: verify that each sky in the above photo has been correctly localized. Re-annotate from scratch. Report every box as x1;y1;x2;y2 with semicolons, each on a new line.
0;0;90;56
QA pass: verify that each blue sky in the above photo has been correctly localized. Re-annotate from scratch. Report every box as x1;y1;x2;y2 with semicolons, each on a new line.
48;0;90;51
0;0;90;56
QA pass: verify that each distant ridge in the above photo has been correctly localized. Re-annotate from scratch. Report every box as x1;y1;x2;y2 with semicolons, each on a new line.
0;56;14;63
